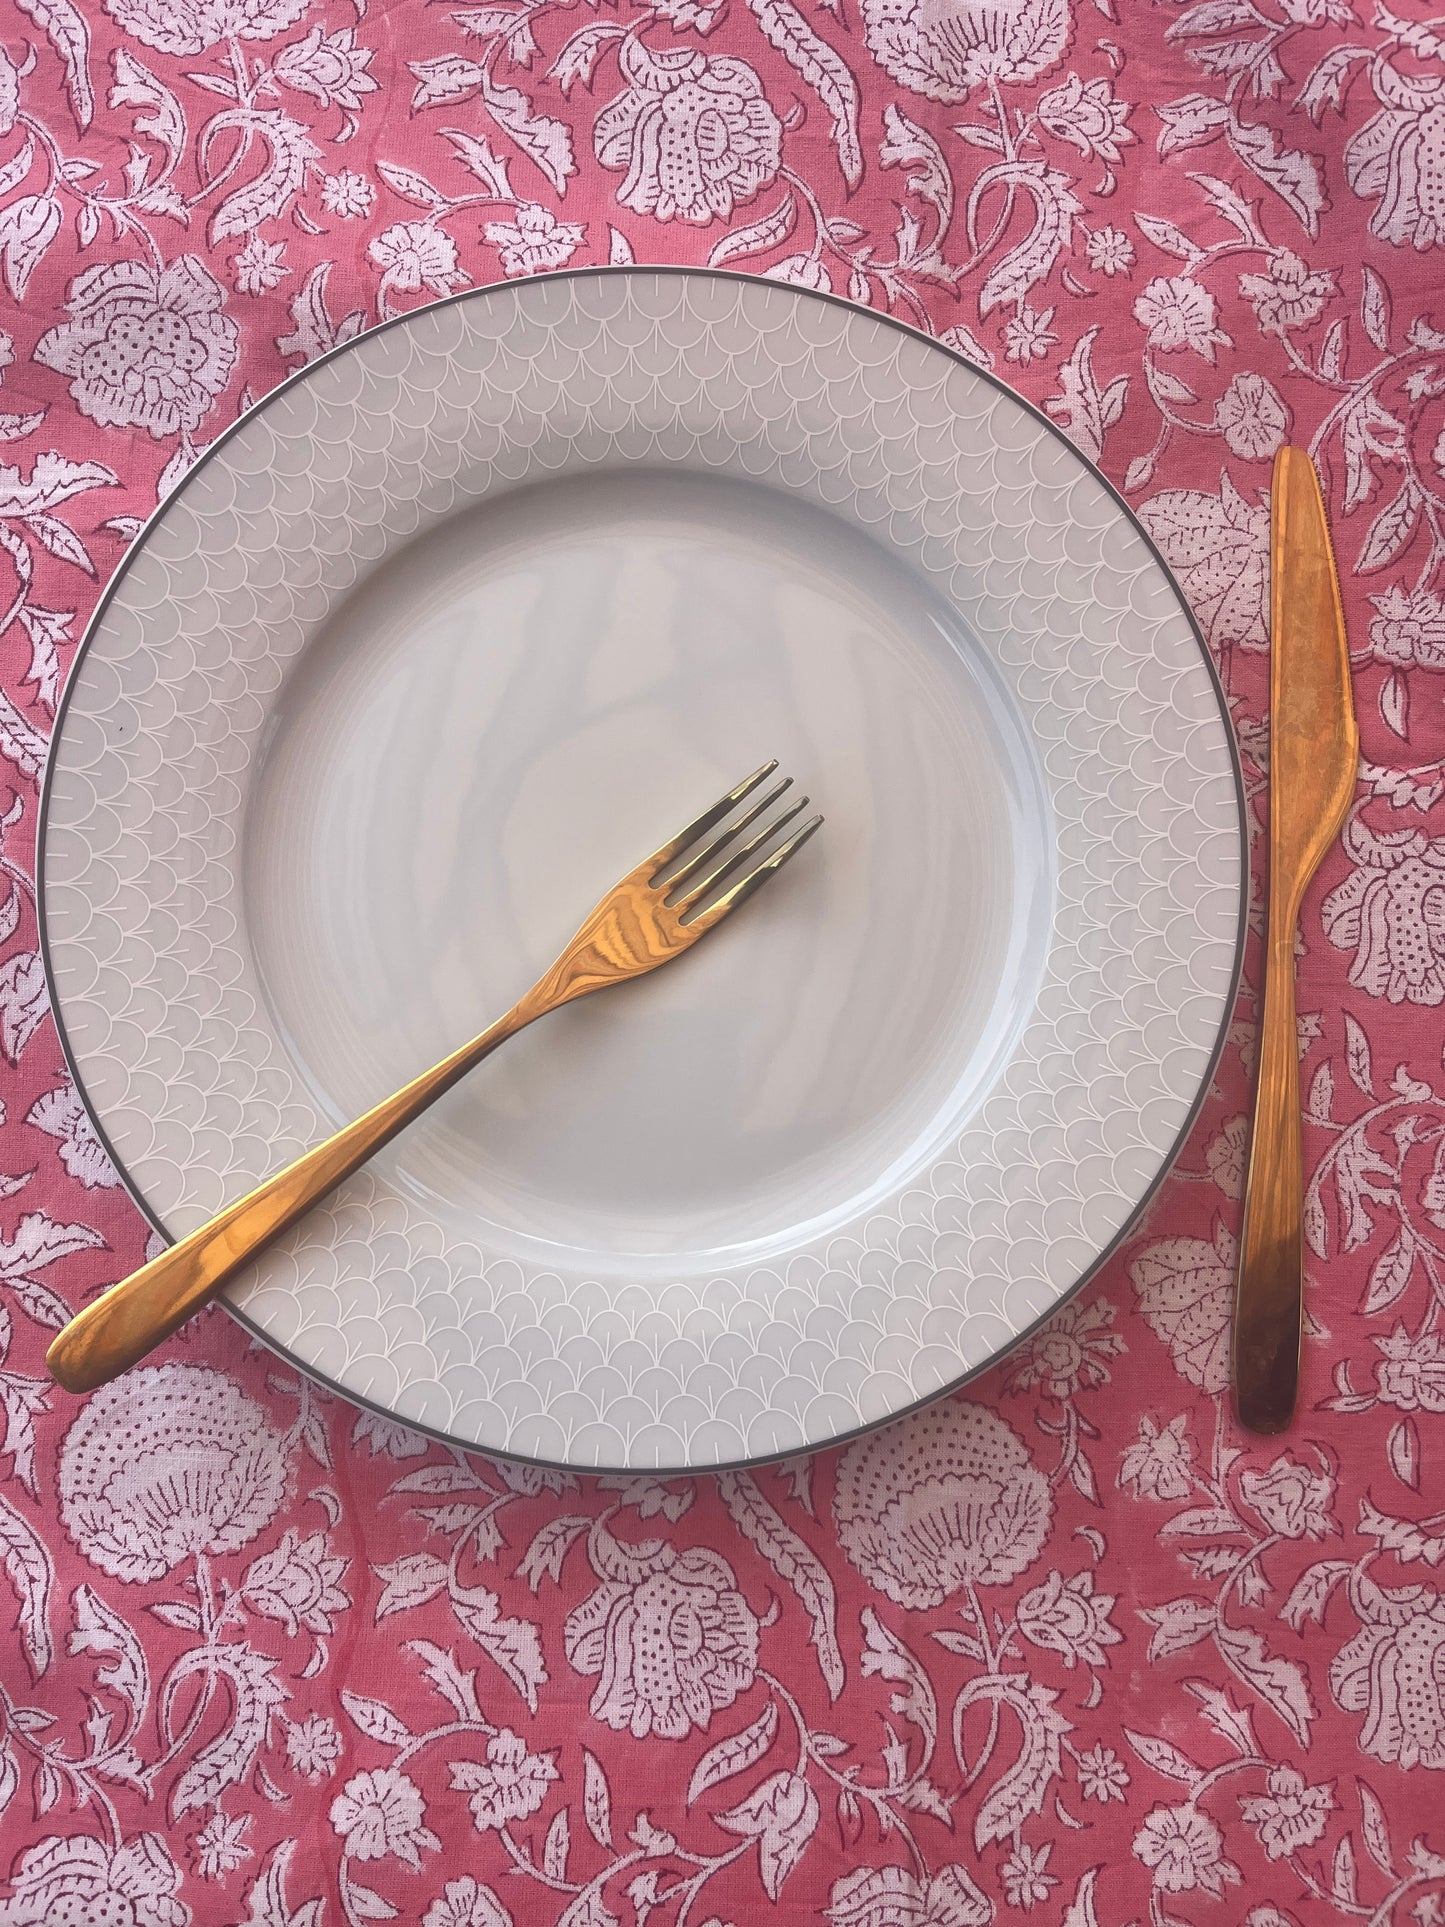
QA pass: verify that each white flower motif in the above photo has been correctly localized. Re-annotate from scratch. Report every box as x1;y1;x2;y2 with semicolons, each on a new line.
1240;1455;1336;1540
274;25;377;109
1239;249;1336;331
595;42;781;224
423;1880;513;1927
321;170;375;219
450;1730;558;1831
859;0;1070;102
368;221;466;297
1322;823;1445;1006
329;1769;440;1869
1118;1413;1194;1501
233;235;289;297
1009;1297;1124;1398
285;1713;343;1780
1133;1805;1240;1895
1368;587;1445;669
34;257;238;439
1004;305;1057;362
485;203;586;277
243;1527;350;1634
1215;371;1289;461
1346;78;1445;250
1001;1843;1057;1910
1331;1579;1445;1769
565;1543;760;1737
1036;73;1133;163
193;1813;251;1881
60;1364;289;1582
1374;1327;1445;1412
1239;1767;1334;1859
1076;1742;1130;1802
834;1400;1052;1607
0;1834;190;1927
1016;1570;1122;1667
827;1863;994;1926
105;0;308;58
1133;275;1231;360
1087;225;1134;275
26;1081;119;1188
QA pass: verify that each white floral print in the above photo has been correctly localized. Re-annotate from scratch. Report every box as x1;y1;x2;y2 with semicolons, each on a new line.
565;1541;760;1737
858;0;1069;102
104;0;308;57
59;1364;289;1581
34;258;238;439
595;44;781;225
329;1768;440;1867
0;1835;189;1927
834;1401;1051;1606
449;1728;558;1829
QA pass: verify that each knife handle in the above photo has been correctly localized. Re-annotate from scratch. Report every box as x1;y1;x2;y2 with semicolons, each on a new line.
1234;916;1303;1432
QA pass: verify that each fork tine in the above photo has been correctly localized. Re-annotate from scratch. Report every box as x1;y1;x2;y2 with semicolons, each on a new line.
684;813;823;923
646;761;779;878
661;774;794;891
674;794;810;912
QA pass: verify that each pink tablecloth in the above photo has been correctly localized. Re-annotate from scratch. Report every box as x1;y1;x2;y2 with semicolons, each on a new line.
2;0;1444;1920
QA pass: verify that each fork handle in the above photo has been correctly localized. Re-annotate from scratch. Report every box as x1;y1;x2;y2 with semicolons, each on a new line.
1233;915;1303;1433
47;1002;537;1394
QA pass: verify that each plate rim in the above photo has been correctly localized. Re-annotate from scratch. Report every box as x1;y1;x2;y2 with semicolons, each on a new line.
37;263;1249;1472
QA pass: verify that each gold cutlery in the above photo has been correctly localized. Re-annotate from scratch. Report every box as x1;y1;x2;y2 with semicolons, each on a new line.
1233;447;1357;1433
48;764;821;1394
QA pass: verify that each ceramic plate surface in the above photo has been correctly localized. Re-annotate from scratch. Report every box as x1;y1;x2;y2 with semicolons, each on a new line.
40;270;1245;1470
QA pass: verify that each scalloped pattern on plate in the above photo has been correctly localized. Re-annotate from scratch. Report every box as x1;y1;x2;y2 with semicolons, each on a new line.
40;272;1244;1469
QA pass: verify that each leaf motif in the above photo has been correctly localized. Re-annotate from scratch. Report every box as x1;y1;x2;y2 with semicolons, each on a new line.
706;192;795;268
1318;317;1347;380
1159;1506;1243;1539
482;72;575;193
14;0;92;129
374;1552;449;1620
0;953;49;1063
688;1701;780;1804
518;1516;589;1591
969;1677;1071;1850
1308;1060;1334;1122
1346;1011;1376;1098
346;1885;398;1922
1224;115;1323;232
1214;1623;1314;1743
1388;1417;1420;1491
69;1584;147;1714
376;160;449;209
210;113;321;243
1136;211;1202;261
1333;1834;1358;1908
441;128;514;197
744;0;861;185
1359;480;1421;575
1295;43;1369;121
1061;1867;1105;1927
1360;265;1390;351
340;1690;411;1746
1362;1229;1415;1315
979;164;1081;313
109;48;184;164
168;1644;288;1814
582;1749;613;1847
860;1608;937;1749
1124;1727;1204;1789
0;195;62;301
1140;1594;1215;1660
544;1808;570;1882
0;1491;53;1676
405;1640;483;1721
718;1472;843;1700
410;54;487;109
716;1770;819;1900
1358;1778;1396;1877
1184;1681;1256;1756
450;1585;547;1710
550;21;626;92
0;135;35;201
880;103;951;232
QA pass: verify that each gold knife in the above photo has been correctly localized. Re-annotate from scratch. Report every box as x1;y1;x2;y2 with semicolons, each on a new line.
1233;446;1358;1433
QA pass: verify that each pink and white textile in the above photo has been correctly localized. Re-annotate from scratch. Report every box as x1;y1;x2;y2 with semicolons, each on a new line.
1;0;1444;1921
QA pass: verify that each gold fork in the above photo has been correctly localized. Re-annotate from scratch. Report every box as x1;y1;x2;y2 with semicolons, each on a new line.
48;763;821;1394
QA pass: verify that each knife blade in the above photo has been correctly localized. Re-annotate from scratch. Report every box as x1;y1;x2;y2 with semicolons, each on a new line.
1233;446;1358;1433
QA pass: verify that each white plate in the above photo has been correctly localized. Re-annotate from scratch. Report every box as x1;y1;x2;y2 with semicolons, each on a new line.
40;270;1245;1470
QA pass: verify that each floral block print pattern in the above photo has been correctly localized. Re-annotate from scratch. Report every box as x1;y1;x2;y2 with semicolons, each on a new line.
0;0;1444;1922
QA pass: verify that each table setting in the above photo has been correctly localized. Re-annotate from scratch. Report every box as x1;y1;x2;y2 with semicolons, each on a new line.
2;0;1444;1921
